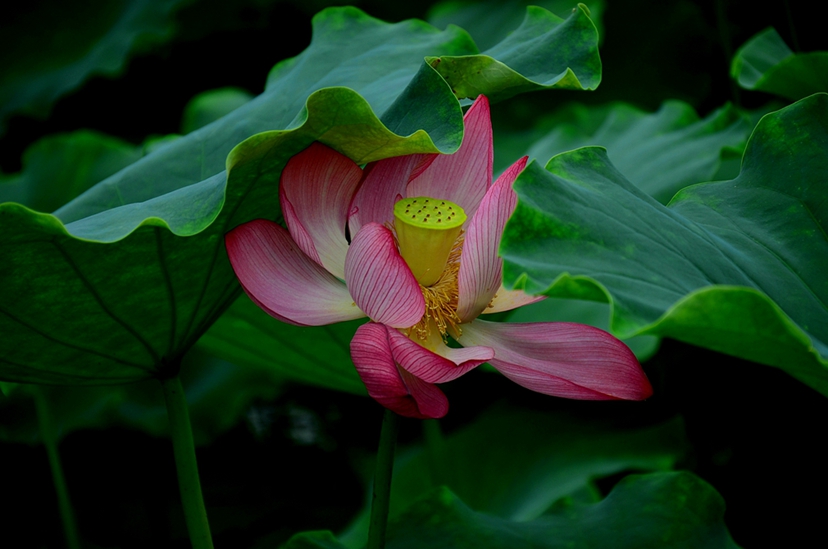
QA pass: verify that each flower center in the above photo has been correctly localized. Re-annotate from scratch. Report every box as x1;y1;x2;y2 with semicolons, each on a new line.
393;196;466;346
393;196;466;287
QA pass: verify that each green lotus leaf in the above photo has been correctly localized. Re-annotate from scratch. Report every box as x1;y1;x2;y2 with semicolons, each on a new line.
501;94;828;395
0;0;188;134
383;472;738;548
180;87;255;134
292;472;737;549
1;5;600;385
339;408;687;548
500;100;751;203
426;4;601;102
428;0;605;51
731;27;828;100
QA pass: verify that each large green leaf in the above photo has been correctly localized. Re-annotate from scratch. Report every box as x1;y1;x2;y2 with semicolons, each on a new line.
0;0;188;134
196;296;366;395
339;408;687;547
0;6;601;385
501;94;828;394
289;472;738;549
426;4;601;103
500;101;750;204
731;27;828;100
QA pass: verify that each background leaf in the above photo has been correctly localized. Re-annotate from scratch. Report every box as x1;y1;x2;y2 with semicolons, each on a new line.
731;27;828;100
501;94;828;394
339;407;687;547
0;0;189;134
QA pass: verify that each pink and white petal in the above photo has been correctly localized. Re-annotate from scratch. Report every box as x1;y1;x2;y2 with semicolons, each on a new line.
226;219;365;326
459;319;653;400
350;323;449;419
457;156;528;321
280;142;363;279
344;223;425;328
347;153;432;237
385;327;493;383
482;285;545;314
406;96;493;221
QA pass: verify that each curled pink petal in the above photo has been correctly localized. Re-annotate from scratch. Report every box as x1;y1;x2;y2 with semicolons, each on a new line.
350;323;449;419
280;142;363;278
348;153;432;237
344;223;425;328
457;155;528;321
406;96;493;221
483;286;546;314
225;219;365;326
384;326;493;383
459;319;653;400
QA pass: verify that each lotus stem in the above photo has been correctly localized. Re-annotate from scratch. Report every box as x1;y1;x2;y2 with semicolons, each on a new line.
34;386;81;549
367;408;400;549
161;375;214;549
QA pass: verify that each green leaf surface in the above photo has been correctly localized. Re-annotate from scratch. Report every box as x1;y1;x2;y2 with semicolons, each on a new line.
181;87;255;134
426;4;601;102
196;296;366;395
1;6;600;385
501;101;751;204
428;0;605;51
501;94;828;394
384;472;738;548
0;0;188;133
339;408;687;547
282;531;349;549
731;28;828;100
0;130;142;213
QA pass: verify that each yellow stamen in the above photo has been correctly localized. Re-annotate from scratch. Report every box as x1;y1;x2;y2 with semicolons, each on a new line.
408;233;464;345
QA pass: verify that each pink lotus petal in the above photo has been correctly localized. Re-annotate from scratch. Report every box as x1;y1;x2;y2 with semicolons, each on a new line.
350;323;449;419
280;142;363;279
482;285;546;314
457;156;528;321
344;223;425;328
383;325;493;383
459;319;653;400
347;153;432;237
406;96;493;221
226;219;365;326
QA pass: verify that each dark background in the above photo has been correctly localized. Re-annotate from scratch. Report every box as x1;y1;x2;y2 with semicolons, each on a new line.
2;1;825;547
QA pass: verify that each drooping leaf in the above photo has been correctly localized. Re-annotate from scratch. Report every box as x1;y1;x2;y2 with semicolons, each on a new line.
384;473;738;549
426;4;601;103
339;408;687;547
0;6;601;385
501;94;828;395
731;27;828;101
428;0;605;51
282;531;349;549
196;296;366;395
0;0;188;134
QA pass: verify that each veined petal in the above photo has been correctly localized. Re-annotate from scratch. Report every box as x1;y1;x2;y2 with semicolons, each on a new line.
406;96;494;221
457;156;528;321
280;142;363;279
385;326;493;383
482;285;545;314
350;323;449;419
344;223;425;328
348;153;433;237
459;320;653;400
225;219;365;326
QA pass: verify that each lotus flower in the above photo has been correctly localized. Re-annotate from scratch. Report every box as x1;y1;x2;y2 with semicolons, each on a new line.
225;96;652;419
